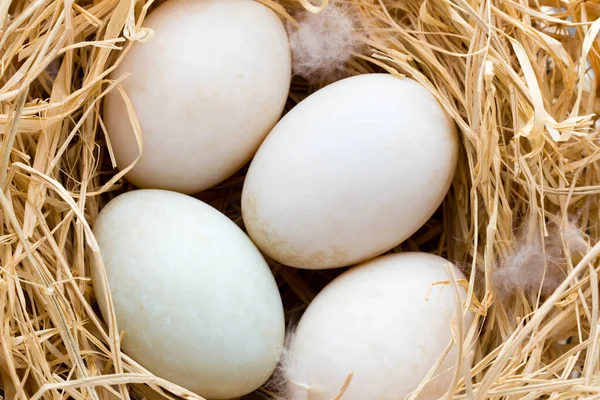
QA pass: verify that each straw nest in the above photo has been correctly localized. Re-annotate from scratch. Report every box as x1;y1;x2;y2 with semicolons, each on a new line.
1;0;600;398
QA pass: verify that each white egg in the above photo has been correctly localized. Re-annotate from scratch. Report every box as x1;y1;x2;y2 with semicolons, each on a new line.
104;0;291;194
284;252;473;400
91;189;285;399
242;74;458;269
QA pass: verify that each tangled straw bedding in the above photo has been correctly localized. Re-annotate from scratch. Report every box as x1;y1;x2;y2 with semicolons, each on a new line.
1;0;600;398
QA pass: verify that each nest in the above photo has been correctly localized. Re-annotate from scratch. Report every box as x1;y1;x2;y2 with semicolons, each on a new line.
1;0;600;398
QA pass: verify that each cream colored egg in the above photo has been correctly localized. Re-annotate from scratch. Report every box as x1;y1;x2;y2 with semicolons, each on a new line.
242;73;458;269
284;252;473;400
91;189;285;399
104;0;291;194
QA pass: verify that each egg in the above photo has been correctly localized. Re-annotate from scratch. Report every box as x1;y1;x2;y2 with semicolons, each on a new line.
91;189;285;399
242;74;458;269
104;0;291;194
284;252;473;400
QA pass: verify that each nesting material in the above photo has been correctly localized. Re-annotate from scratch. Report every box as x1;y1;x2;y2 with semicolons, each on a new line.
287;2;359;83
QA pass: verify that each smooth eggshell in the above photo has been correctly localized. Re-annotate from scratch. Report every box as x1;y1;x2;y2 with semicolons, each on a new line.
104;0;291;194
285;252;473;400
91;189;285;399
242;74;458;269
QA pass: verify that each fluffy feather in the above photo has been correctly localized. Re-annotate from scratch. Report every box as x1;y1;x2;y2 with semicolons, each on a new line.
287;3;359;84
268;328;312;400
493;217;588;297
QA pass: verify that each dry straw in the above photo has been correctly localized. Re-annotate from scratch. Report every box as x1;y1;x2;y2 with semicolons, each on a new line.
0;0;599;398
